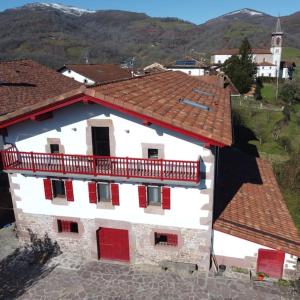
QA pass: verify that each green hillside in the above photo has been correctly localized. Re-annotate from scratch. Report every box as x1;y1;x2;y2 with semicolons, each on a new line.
233;80;300;231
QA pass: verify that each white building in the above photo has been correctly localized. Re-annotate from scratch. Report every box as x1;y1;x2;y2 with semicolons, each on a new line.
210;18;295;79
0;61;299;279
165;58;209;76
58;64;132;85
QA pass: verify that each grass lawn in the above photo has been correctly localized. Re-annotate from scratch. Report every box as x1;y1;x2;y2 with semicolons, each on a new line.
280;190;300;232
261;83;277;104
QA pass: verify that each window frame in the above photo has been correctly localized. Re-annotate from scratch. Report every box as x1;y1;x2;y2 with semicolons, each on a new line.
57;219;79;233
52;179;66;199
147;185;161;206
50;143;60;154
97;182;111;203
148;148;159;159
154;232;178;247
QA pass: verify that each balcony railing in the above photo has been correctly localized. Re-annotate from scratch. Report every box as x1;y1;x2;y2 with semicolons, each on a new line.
1;147;200;183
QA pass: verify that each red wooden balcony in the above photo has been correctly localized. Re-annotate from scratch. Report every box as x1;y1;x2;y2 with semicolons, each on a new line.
1;147;200;183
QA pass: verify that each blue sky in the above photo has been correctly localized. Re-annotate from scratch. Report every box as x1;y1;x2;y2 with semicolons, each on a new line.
1;1;299;24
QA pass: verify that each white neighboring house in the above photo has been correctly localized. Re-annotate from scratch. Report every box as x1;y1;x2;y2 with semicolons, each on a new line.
210;18;295;79
58;64;132;85
256;62;277;78
165;58;209;76
1;62;299;279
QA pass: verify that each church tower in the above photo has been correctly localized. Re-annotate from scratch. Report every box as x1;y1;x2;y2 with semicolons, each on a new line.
271;17;283;77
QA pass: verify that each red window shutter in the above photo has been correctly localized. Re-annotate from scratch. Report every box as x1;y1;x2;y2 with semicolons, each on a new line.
61;220;71;232
65;180;74;202
88;182;97;203
167;234;178;246
138;185;147;208
43;178;52;200
162;187;171;210
111;183;120;206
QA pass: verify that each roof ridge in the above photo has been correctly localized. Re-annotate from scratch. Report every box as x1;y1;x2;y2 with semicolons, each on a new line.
90;70;173;88
0;58;34;64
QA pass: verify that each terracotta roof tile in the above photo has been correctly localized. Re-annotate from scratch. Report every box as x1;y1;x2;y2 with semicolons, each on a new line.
214;148;300;256
0;59;82;116
61;64;132;84
213;48;272;55
92;71;232;146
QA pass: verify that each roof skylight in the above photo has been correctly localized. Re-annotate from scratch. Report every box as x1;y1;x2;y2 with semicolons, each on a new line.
192;88;214;96
179;98;212;112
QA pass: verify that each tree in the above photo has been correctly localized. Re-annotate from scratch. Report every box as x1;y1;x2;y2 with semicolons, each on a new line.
279;80;300;104
255;77;263;100
221;38;257;94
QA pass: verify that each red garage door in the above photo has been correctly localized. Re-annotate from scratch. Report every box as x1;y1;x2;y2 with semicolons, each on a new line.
97;228;130;262
257;249;285;279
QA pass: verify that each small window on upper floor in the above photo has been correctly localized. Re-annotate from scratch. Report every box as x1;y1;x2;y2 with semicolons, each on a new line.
50;144;60;154
52;179;65;198
148;148;159;159
97;182;111;202
147;186;161;206
84;79;88;84
269;73;272;77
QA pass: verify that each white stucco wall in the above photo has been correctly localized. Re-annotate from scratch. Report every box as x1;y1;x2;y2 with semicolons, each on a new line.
11;174;212;230
60;69;95;85
281;67;289;79
213;230;297;272
211;55;233;64
5;102;215;230
6;102;210;162
168;68;205;76
257;66;277;78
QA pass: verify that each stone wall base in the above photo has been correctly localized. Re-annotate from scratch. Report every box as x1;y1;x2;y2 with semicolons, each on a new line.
15;211;211;271
216;254;299;280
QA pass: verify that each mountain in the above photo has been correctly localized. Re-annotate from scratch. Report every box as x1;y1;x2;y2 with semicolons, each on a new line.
0;3;299;68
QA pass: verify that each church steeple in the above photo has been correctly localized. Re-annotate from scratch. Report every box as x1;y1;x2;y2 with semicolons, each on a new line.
273;17;283;34
271;17;283;76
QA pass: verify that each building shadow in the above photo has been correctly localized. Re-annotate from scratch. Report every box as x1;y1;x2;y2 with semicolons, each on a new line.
213;147;263;222
0;173;15;228
0;230;61;299
233;124;260;157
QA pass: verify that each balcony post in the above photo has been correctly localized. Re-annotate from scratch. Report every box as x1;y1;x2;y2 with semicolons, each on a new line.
126;157;129;179
93;156;97;176
31;151;35;172
160;159;163;181
61;153;65;174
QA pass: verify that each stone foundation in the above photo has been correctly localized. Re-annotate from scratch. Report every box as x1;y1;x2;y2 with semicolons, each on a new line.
14;211;211;271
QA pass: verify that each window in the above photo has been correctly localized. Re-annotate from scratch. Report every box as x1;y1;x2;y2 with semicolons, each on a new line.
97;182;111;202
154;232;178;246
262;67;264;69
269;73;271;77
50;144;59;154
57;220;78;233
147;186;161;206
84;79;88;84
148;148;159;159
52;180;65;198
188;71;192;75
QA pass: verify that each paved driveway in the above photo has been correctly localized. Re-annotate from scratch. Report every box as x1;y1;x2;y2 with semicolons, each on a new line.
0;225;298;300
17;259;298;300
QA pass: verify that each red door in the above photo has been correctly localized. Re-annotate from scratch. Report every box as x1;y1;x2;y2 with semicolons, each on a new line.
257;249;285;279
97;228;130;262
